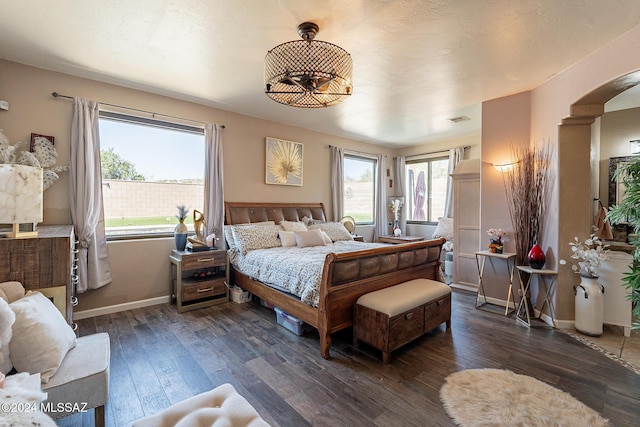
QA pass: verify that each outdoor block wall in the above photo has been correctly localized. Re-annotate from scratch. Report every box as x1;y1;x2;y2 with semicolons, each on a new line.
102;180;204;218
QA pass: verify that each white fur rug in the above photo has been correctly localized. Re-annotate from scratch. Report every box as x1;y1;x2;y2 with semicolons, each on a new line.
440;369;610;427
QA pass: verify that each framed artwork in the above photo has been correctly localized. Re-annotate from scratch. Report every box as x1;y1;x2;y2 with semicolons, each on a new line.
30;133;54;152
265;137;303;186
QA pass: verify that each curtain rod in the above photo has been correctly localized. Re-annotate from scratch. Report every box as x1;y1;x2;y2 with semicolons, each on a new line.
327;145;386;158
51;92;225;128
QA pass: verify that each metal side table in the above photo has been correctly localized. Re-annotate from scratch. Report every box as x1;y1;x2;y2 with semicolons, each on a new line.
515;266;557;327
475;250;517;315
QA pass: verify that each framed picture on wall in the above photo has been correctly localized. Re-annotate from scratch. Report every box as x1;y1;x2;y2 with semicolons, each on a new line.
265;137;303;186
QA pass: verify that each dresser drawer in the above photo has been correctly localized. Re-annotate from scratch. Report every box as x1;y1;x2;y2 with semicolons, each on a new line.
182;278;227;302
181;251;226;270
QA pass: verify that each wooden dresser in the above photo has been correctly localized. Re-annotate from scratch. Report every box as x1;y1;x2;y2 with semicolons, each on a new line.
0;225;77;325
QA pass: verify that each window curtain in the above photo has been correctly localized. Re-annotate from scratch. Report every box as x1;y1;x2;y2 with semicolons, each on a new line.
374;154;387;240
443;147;465;218
394;156;407;234
204;124;224;248
330;146;344;221
70;97;112;293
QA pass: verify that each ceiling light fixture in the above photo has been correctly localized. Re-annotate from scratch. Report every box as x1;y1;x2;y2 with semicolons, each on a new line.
264;22;353;108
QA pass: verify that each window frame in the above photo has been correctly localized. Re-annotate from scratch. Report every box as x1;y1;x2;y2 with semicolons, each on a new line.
342;153;377;225
98;111;205;240
405;153;449;225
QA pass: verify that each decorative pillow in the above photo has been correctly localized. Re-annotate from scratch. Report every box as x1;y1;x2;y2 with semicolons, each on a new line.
9;291;77;383
0;297;15;374
225;221;276;251
320;231;332;245
280;220;307;232
279;231;297;247
432;217;454;241
231;223;282;254
294;230;327;247
0;281;26;303
308;221;353;242
301;216;324;226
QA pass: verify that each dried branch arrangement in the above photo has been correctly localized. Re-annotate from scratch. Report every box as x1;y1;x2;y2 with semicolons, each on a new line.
503;142;552;266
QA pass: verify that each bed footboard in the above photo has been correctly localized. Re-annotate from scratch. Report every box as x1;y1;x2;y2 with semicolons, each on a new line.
317;238;445;358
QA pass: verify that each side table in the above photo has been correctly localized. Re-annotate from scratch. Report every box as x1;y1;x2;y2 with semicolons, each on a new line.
475;250;516;315
515;266;557;327
170;248;229;313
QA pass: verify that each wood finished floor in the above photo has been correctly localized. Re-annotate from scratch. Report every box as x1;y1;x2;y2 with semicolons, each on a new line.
58;290;640;427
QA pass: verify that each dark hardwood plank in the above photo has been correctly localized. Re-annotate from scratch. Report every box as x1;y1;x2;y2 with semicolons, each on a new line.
56;291;640;427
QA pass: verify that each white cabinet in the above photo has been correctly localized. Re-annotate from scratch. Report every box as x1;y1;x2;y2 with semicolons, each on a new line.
599;251;633;336
451;159;480;292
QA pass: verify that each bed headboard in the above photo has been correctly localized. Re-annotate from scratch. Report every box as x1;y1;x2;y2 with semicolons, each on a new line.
224;202;327;225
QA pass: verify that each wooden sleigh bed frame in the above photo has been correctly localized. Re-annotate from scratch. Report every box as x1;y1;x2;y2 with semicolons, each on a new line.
224;202;445;359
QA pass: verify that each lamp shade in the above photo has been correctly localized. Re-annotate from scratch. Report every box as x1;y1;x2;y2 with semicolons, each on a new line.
0;164;43;238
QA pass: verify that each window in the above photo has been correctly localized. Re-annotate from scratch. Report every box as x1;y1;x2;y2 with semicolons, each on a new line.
343;155;376;223
98;112;205;237
405;156;448;223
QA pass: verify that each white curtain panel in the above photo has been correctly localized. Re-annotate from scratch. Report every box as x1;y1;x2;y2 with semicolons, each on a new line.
204;123;225;248
330;146;344;221
443;147;465;218
374;154;387;240
394;156;407;234
70;97;112;293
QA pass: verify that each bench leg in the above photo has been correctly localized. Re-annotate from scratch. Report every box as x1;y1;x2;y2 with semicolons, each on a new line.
95;405;105;427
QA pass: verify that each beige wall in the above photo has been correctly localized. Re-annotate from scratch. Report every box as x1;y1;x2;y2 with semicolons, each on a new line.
480;24;640;323
2;59;473;314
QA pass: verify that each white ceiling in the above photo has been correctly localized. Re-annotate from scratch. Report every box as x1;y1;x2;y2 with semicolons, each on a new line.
2;0;640;147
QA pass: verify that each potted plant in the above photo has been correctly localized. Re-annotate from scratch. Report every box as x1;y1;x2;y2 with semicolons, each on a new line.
486;228;506;253
606;156;640;330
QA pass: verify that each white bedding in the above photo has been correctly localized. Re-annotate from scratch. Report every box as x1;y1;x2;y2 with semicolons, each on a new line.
229;241;386;307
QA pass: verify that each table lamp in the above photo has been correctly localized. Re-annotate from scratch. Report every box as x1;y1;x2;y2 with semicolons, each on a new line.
0;164;43;238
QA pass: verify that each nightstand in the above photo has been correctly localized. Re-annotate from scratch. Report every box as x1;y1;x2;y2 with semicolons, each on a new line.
353;235;364;242
170;248;229;313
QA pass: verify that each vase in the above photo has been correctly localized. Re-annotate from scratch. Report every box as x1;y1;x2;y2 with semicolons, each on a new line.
488;238;503;253
574;275;604;336
527;244;545;269
174;220;188;251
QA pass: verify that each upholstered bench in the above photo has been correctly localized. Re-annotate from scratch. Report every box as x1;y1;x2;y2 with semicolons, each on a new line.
353;278;451;363
131;383;270;427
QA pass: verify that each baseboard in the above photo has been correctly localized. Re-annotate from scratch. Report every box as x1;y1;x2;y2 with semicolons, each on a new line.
73;295;171;320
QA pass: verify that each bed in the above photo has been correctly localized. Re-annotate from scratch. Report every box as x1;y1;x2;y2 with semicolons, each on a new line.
224;201;445;359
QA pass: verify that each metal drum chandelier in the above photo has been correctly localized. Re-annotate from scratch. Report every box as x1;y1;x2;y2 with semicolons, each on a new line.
264;22;353;108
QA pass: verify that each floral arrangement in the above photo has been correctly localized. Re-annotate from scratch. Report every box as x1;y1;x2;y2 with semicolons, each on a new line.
559;233;610;277
0;130;68;190
486;228;507;242
442;241;453;252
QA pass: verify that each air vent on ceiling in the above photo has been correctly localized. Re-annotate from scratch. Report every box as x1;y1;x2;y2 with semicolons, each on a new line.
448;115;470;123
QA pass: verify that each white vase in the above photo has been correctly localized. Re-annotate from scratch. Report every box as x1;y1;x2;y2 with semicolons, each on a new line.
574;275;604;336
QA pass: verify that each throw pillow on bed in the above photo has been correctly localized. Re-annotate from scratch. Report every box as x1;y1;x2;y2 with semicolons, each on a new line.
294;229;327;247
432;217;453;241
280;220;307;232
308;222;353;242
225;221;276;251
231;223;282;253
278;231;297;247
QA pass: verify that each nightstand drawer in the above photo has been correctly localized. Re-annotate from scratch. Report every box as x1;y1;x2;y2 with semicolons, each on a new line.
181;251;226;269
182;278;227;302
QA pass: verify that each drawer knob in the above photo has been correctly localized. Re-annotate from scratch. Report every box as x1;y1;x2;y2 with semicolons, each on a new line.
405;312;413;320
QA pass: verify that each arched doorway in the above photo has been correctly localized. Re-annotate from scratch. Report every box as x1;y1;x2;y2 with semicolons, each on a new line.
556;70;640;322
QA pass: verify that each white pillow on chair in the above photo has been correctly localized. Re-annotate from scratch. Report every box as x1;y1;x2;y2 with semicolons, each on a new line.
9;292;77;383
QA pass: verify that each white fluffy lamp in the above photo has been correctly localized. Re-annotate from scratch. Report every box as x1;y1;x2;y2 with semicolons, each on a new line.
0;164;43;238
